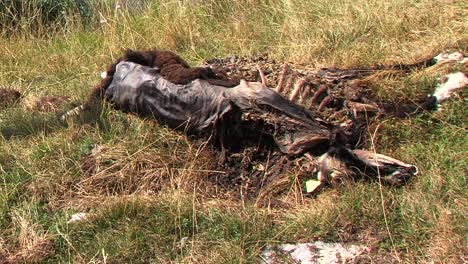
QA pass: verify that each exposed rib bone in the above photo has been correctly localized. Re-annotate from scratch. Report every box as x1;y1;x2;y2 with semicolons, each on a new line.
311;84;328;104
282;76;294;95
299;84;311;105
275;64;288;93
289;79;306;102
257;66;268;86
317;95;332;111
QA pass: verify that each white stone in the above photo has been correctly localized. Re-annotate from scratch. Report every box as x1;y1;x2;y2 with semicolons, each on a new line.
67;212;87;224
261;241;368;264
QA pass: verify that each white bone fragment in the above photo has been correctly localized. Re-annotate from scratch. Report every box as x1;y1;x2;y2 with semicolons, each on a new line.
433;72;467;102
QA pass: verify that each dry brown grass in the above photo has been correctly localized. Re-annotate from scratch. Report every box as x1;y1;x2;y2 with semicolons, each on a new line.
1;206;54;263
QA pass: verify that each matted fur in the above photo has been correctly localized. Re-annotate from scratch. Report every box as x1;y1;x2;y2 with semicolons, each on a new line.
83;49;237;111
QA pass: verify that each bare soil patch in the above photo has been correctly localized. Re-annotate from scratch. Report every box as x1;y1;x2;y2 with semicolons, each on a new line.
29;95;71;112
0;87;21;109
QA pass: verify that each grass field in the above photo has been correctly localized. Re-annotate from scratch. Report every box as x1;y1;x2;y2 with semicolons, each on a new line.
0;0;466;262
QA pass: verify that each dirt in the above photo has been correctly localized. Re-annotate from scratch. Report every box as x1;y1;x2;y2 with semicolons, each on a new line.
0;87;21;109
29;95;71;112
0;85;73;113
0;86;73;114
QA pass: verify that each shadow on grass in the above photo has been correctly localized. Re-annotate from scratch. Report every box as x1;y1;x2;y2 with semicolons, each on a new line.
0;108;63;139
0;105;106;139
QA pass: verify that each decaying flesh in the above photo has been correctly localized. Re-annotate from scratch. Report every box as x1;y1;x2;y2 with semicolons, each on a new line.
61;50;466;200
204;51;465;189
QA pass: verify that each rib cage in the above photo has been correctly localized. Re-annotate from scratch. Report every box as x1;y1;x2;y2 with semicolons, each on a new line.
203;53;451;122
204;55;330;110
203;54;373;123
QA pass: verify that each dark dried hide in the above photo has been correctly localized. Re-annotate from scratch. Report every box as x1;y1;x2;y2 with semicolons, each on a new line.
104;61;417;185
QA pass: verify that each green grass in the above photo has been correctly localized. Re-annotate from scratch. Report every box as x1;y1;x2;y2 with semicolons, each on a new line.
0;0;467;262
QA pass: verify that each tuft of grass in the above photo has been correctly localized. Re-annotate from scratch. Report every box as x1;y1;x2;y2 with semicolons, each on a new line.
0;107;63;139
